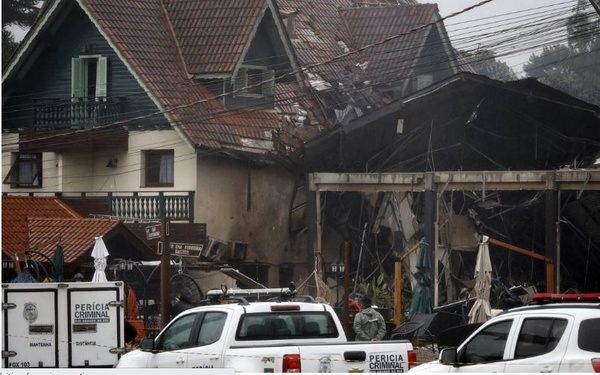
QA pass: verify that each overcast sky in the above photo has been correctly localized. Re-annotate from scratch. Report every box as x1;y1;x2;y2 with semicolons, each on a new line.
423;0;580;75
9;0;582;76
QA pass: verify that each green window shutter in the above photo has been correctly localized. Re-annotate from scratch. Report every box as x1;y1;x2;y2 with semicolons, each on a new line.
262;69;275;96
95;56;108;97
234;68;248;96
71;57;84;98
96;57;108;98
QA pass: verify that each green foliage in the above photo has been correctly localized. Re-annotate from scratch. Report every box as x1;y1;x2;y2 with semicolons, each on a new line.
523;0;600;106
460;48;518;82
357;272;393;308
2;0;40;64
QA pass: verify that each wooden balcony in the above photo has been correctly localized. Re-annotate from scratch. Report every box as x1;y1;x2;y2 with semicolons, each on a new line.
32;97;125;129
4;191;195;222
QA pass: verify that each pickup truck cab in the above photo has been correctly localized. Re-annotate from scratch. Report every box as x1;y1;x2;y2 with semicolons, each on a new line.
118;300;415;372
410;293;600;373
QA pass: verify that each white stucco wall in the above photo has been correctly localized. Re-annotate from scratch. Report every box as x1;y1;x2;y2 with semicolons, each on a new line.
2;130;196;193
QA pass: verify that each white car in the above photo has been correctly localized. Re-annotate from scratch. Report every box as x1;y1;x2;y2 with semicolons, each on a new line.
410;293;600;373
118;299;415;372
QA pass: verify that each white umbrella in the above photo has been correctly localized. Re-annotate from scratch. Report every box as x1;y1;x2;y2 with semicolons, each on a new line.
91;236;110;283
468;235;493;323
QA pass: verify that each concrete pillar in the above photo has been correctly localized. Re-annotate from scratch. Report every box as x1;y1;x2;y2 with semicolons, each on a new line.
545;172;559;292
423;173;437;305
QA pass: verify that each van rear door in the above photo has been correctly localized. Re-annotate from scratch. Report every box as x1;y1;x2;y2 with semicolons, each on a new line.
68;286;123;367
3;288;58;368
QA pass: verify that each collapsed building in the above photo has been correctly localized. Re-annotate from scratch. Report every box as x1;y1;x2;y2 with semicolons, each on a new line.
301;72;600;307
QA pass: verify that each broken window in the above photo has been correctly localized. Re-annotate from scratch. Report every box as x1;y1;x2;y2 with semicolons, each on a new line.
234;66;274;98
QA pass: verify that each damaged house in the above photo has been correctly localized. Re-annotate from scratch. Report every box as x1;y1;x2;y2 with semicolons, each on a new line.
2;0;464;289
304;72;600;307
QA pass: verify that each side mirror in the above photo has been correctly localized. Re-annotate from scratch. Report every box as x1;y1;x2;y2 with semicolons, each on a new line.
439;348;459;366
140;338;155;352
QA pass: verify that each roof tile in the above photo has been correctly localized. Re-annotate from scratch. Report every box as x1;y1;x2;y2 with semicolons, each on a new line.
2;196;81;257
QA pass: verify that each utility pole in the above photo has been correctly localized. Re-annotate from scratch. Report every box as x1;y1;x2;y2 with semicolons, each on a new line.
159;192;171;328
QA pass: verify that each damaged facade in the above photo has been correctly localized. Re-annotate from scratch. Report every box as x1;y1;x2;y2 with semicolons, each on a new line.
304;73;600;307
2;0;463;289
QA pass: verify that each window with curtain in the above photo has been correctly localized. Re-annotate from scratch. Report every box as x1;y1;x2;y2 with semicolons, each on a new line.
3;153;43;188
144;150;174;187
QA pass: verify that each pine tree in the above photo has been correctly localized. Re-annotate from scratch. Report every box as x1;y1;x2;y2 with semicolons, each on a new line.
2;0;40;65
524;0;600;106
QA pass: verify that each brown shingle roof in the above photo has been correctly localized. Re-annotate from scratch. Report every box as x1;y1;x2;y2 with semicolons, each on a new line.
27;218;120;264
165;0;264;74
339;5;439;86
2;196;81;258
80;0;325;154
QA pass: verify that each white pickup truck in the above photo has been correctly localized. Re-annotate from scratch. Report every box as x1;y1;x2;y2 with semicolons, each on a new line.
117;300;415;372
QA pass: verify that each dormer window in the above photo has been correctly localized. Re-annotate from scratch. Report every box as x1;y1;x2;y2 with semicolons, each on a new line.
234;65;274;98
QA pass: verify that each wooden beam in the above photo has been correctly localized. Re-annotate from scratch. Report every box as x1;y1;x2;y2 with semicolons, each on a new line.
488;237;547;262
394;261;403;327
488;237;555;293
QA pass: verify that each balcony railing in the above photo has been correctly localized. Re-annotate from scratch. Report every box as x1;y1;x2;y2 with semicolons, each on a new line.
109;192;194;222
3;191;195;222
32;97;125;129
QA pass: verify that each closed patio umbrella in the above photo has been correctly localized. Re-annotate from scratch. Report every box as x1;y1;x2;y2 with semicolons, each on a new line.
52;244;65;282
408;240;433;318
468;235;493;323
91;236;109;283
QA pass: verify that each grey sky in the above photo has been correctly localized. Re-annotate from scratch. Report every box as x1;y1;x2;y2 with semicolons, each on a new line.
8;0;583;76
422;0;581;75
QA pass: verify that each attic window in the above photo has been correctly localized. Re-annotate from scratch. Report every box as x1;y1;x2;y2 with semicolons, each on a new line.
3;153;43;188
234;66;274;98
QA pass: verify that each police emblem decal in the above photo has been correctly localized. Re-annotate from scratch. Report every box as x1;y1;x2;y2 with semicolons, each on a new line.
23;302;38;323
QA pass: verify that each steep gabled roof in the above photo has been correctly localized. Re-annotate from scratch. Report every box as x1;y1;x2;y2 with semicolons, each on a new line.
339;4;439;86
2;196;81;257
27;218;120;263
79;0;311;153
164;0;265;75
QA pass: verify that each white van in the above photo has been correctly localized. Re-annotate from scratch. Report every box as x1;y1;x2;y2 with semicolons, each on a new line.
2;281;125;368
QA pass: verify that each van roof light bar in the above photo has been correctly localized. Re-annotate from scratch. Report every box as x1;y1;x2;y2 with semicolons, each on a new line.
532;293;600;304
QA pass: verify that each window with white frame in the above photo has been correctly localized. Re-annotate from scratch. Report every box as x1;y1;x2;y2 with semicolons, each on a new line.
3;153;43;188
233;65;274;98
71;56;107;99
143;150;174;187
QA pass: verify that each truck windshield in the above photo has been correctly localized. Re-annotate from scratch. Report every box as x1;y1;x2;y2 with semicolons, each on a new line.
236;312;338;340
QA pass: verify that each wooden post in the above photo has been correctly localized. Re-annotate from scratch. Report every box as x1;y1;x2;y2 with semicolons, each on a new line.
342;240;351;336
159;192;171;328
394;261;403;327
